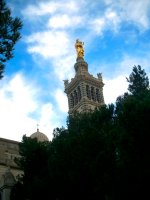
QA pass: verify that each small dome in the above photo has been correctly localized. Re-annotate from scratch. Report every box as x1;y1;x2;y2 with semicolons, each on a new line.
30;129;49;142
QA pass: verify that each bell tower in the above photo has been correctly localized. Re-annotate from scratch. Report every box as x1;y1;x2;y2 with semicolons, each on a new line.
64;39;105;114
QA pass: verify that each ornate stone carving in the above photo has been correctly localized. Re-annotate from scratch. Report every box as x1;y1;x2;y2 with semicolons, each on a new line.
63;80;69;88
97;73;102;79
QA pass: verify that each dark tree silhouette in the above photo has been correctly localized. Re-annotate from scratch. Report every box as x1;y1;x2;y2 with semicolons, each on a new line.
0;0;22;79
116;66;150;200
126;65;149;95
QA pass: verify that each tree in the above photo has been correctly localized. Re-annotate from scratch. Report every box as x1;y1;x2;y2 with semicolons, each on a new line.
115;92;150;200
126;65;149;95
12;135;50;200
12;106;117;200
0;0;22;79
50;105;117;200
115;66;150;200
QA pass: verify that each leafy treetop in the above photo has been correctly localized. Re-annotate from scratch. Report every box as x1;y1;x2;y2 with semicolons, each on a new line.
126;65;149;95
0;0;22;79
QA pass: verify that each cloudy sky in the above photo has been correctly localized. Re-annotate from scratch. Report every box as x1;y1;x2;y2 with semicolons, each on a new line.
0;0;150;141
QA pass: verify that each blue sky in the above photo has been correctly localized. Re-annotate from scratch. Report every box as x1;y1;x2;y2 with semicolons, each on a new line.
0;0;150;141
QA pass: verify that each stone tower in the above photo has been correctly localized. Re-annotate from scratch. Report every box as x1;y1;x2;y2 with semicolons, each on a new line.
64;39;105;115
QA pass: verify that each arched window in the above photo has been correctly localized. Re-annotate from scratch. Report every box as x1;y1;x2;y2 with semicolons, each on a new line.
86;85;91;99
74;90;78;105
91;86;96;101
96;88;100;102
77;86;81;101
70;93;74;108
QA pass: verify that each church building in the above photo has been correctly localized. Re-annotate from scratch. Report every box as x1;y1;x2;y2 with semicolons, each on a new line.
0;129;49;200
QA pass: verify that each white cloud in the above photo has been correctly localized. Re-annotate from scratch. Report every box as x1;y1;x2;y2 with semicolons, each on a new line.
103;75;128;104
25;20;77;80
0;74;38;141
104;0;150;31
91;17;106;35
22;0;80;19
37;103;62;140
26;30;70;59
21;0;150;42
25;29;76;82
120;0;150;30
65;0;79;12
118;54;150;76
103;52;150;104
53;55;75;81
0;73;64;142
91;0;150;35
105;9;121;32
47;14;81;29
54;89;68;113
22;1;60;18
90;8;121;35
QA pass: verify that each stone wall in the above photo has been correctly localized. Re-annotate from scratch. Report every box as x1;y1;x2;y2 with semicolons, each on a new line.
0;138;22;200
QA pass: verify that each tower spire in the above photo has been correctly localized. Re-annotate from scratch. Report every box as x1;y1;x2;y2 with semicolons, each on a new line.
64;40;105;114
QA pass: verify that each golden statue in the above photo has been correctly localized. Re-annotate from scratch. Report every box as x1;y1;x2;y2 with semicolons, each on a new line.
75;39;84;58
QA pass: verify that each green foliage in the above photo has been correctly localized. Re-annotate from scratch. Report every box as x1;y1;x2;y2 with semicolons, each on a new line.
49;105;116;199
0;0;22;79
115;66;150;199
126;65;149;95
14;135;50;200
115;92;150;199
